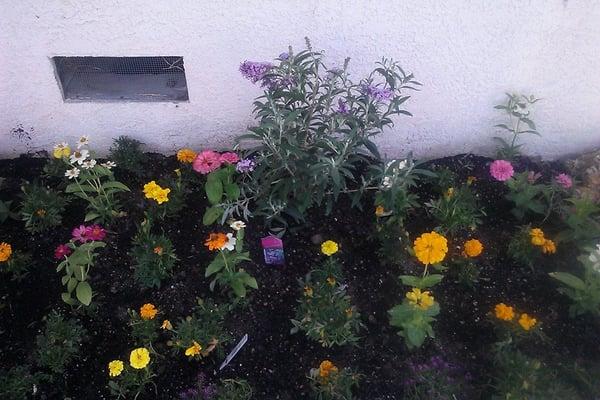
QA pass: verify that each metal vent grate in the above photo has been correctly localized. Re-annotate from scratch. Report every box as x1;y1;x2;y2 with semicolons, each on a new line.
52;56;189;102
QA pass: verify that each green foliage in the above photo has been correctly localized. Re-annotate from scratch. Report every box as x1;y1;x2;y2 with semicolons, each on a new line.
205;227;258;298
291;259;362;347
56;240;106;307
0;199;18;224
558;197;600;248
35;311;85;376
402;356;470;400
549;247;600;317
450;259;480;288
42;157;68;180
168;298;231;360
128;309;160;346
236;39;420;230
0;366;37;400
507;225;540;268
108;358;157;399
109;135;148;176
493;93;541;160
217;379;253;400
505;172;552;220
131;218;177;289
203;164;244;225
19;182;67;233
399;274;444;289
425;185;484;234
0;249;31;281
388;298;440;350
308;362;359;400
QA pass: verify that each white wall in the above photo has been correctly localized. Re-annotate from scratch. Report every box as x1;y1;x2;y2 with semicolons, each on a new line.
1;0;599;159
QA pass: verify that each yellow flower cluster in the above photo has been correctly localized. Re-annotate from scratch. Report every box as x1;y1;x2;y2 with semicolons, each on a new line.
413;231;448;265
494;303;538;331
143;181;170;204
463;239;483;258
177;148;197;163
185;341;202;357
0;242;12;262
108;348;151;377
406;288;435;310
321;240;339;256
52;143;71;159
529;228;556;254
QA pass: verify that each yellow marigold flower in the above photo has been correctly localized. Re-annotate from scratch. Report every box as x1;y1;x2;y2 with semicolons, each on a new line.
529;228;546;246
185;341;202;357
177;148;197;163
445;187;454;198
321;240;339;256
152;187;170;204
319;360;338;378
406;288;435;310
140;303;158;320
345;308;353;317
518;313;537;331
413;231;448;265
204;233;227;251
0;242;12;262
467;176;477;185
52;143;71;159
161;319;172;330
304;286;313;297
326;276;336;286
129;348;150;369
375;205;385;217
494;303;515;321
108;360;124;377
541;239;556;254
463;239;483;258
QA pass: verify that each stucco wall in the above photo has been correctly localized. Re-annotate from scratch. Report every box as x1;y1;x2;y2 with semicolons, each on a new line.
1;0;599;159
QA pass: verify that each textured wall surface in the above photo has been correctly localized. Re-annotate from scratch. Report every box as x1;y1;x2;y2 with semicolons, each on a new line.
1;0;599;159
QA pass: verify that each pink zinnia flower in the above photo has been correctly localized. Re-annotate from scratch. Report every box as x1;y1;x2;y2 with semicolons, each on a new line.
219;152;240;165
490;160;514;182
193;150;223;174
54;244;72;259
87;224;107;241
72;225;91;243
555;173;573;189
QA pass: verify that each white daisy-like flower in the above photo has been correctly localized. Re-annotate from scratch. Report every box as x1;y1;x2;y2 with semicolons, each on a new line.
81;159;97;170
229;220;246;231
76;135;90;149
381;176;393;189
69;149;89;165
220;233;237;251
65;167;80;180
397;160;407;170
101;161;117;169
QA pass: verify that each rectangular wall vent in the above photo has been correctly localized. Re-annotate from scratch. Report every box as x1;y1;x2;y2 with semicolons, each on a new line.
52;56;189;102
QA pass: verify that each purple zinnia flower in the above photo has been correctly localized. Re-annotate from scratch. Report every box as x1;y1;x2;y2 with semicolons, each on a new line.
236;158;256;173
361;84;393;102
239;61;273;84
71;225;91;243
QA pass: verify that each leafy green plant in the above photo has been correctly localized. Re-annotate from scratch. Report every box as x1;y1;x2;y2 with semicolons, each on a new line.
388;287;440;349
425;185;484;234
402;355;471;400
0;199;18;224
217;379;253;400
131;218;177;289
109;135;148;176
505;172;551;220
0;245;31;281
558;197;600;248
168;299;230;360
308;360;359;400
549;245;600;317
493;93;541;160
19;182;67;233
203;163;244;225
205;226;258;298
108;350;157;400
35;311;85;375
0;366;38;400
235;38;420;230
129;307;160;346
291;258;362;347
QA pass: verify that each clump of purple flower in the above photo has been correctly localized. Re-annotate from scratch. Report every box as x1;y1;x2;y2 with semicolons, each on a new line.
236;158;256;173
179;373;217;400
239;61;273;84
336;98;350;114
555;173;573;189
403;355;471;400
361;84;394;102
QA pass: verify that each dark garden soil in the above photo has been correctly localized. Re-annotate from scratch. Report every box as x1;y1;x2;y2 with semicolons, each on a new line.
1;153;599;399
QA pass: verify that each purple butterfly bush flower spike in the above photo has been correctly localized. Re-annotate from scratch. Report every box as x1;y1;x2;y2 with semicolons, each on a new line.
361;84;394;102
239;61;273;84
236;158;256;173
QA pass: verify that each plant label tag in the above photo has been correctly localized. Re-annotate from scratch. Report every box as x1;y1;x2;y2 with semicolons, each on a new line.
261;236;285;265
219;334;248;371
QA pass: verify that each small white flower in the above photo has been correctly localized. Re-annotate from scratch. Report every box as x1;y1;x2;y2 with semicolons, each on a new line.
81;159;97;170
65;167;80;179
397;160;407;170
76;135;90;149
101;161;117;169
382;176;393;189
69;149;89;165
230;220;246;231
221;233;237;251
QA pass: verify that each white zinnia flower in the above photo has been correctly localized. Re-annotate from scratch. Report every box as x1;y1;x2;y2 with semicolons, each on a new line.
69;149;89;165
221;233;237;251
397;160;407;170
81;159;97;170
65;167;80;179
230;220;246;231
76;135;90;149
382;176;393;189
101;161;117;169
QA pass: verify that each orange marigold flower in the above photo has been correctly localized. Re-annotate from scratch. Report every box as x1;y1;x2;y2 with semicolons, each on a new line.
177;148;197;163
204;233;227;251
161;319;172;330
140;303;158;320
413;231;448;265
153;246;163;255
375;205;385;217
494;303;515;321
326;276;336;286
463;239;483;258
529;228;546;246
541;239;556;254
319;360;338;378
0;242;12;262
518;313;537;331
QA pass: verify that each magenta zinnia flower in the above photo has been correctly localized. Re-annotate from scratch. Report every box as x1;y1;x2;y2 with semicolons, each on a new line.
555;173;573;189
87;225;107;241
219;152;239;165
54;244;72;259
72;225;91;243
490;160;514;182
193;150;223;174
